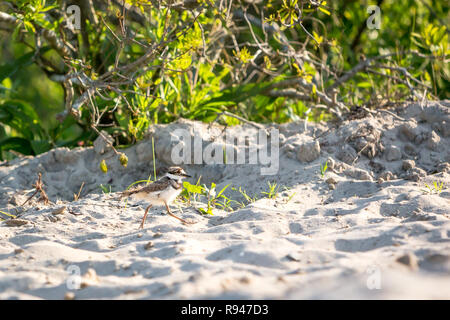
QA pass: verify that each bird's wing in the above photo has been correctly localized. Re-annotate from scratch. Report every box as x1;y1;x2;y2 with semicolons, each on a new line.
121;177;170;197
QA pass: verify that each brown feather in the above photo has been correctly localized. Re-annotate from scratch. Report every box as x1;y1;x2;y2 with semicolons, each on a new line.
169;179;182;190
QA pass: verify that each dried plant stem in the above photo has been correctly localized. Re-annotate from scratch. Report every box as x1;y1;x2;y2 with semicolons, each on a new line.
21;173;49;206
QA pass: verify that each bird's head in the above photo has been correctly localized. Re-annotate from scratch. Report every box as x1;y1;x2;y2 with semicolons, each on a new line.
166;166;191;180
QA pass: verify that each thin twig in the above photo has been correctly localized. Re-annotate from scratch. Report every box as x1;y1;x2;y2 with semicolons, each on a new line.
214;111;267;131
21;173;49;206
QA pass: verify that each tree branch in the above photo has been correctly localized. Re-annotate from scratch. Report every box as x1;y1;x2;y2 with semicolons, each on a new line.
0;11;71;57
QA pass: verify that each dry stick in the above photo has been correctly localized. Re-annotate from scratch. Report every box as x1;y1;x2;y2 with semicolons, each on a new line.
374;64;431;89
62;9;202;118
214;111;267;131
194;11;207;58
366;69;421;99
238;9;335;82
110;0;148;25
245;9;344;116
1;9;131;121
238;10;342;117
21;173;49;206
0;11;71;57
36;174;49;204
21;189;40;207
268;78;346;118
90;125;120;155
268;88;312;101
326;51;447;93
74;182;85;201
242;9;271;55
359;106;407;122
351;143;371;166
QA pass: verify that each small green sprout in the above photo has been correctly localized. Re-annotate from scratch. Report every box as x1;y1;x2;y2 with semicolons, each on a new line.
233;46;253;64
232;186;258;207
99;184;112;194
320;160;328;178
181;179;231;215
423;181;444;194
198;183;231;215
182;179;203;205
215;195;234;212
261;181;280;199
181;175;202;204
282;186;296;203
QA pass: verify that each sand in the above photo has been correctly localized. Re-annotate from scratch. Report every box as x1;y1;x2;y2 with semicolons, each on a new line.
0;101;449;299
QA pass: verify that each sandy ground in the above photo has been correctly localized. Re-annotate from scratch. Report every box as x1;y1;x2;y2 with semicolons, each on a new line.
0;101;449;299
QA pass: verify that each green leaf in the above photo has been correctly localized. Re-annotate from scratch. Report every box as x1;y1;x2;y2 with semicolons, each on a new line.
39;4;59;12
319;7;331;15
0;137;34;157
24;21;36;33
198;207;214;215
183;181;203;194
0;52;35;84
357;82;372;88
0;124;6;139
30;140;52;154
0;100;44;140
216;184;231;198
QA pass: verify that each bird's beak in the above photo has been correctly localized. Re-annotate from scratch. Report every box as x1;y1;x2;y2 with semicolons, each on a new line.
182;173;191;178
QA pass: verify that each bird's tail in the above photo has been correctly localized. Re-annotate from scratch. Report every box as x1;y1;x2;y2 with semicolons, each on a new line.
119;189;134;198
114;189;136;202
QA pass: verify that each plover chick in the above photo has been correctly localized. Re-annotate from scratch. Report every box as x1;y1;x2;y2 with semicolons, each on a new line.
121;166;194;229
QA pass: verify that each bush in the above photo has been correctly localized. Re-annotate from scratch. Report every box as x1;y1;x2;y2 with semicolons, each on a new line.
0;0;448;160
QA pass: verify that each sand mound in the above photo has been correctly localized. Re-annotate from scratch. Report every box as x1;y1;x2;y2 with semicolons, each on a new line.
0;101;449;299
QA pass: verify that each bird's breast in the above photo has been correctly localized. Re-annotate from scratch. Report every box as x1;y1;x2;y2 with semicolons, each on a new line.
158;185;182;203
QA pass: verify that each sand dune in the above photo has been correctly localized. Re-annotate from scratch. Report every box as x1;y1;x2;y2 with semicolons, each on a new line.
0;101;449;299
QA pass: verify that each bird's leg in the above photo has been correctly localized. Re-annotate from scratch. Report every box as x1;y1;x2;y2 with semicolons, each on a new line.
163;201;194;225
139;204;153;229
